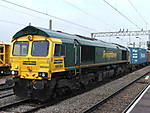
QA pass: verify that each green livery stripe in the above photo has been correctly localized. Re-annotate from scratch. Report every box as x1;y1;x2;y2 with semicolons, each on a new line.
40;66;49;68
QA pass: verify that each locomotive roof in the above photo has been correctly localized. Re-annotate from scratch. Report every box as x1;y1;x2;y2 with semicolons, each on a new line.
12;26;127;49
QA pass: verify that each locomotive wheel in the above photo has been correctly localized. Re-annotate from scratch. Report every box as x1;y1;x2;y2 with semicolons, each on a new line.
55;86;72;97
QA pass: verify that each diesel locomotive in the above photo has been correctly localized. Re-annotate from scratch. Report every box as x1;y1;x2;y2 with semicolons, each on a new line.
10;26;131;101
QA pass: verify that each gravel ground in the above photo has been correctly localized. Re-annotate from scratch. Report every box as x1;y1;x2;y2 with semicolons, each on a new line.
36;66;150;113
4;103;36;113
0;95;18;106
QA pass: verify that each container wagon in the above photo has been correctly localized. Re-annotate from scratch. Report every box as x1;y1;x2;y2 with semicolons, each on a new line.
147;50;150;63
129;47;147;70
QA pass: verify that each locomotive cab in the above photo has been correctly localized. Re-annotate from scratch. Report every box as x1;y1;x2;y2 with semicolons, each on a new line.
10;35;65;100
11;35;65;80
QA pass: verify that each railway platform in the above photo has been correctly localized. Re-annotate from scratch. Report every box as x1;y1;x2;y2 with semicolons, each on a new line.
124;84;150;113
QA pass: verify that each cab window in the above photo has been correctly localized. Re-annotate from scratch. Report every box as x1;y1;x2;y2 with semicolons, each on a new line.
13;41;28;56
54;44;66;57
32;41;49;56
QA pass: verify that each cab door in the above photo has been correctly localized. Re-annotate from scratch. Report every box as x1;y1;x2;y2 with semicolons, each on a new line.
74;39;81;67
52;44;66;73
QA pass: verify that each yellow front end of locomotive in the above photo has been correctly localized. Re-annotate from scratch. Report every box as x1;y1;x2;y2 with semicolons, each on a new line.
10;35;65;80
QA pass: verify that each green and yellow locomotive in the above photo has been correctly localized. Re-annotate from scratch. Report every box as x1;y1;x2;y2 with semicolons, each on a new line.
10;26;129;101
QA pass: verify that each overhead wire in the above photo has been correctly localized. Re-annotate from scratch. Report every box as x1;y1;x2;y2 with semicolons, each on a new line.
101;0;141;29
0;0;98;32
0;19;25;26
64;1;90;16
64;0;116;29
128;0;148;29
0;4;45;20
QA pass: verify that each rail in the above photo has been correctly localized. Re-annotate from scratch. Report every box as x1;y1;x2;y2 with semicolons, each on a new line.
82;72;150;113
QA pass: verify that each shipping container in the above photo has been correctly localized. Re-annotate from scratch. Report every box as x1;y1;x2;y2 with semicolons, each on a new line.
129;47;147;64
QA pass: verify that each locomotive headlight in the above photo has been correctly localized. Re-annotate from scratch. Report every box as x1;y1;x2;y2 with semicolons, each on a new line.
11;71;16;75
28;35;33;41
11;70;18;75
38;72;48;77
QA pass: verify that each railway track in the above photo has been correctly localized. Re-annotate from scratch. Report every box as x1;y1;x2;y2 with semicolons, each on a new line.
0;89;14;99
0;98;29;111
122;83;150;113
0;93;58;113
0;83;13;91
0;66;149;113
20;103;50;113
82;72;150;113
0;99;56;113
33;66;150;113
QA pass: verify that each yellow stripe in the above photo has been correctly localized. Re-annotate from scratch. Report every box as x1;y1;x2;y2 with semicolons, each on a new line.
64;60;128;70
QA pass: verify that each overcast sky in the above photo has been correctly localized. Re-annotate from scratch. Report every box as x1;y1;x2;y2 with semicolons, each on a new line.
0;0;149;48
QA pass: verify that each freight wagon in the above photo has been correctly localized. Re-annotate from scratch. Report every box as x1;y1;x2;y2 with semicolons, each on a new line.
129;47;147;64
129;47;148;70
0;43;10;76
147;50;150;63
